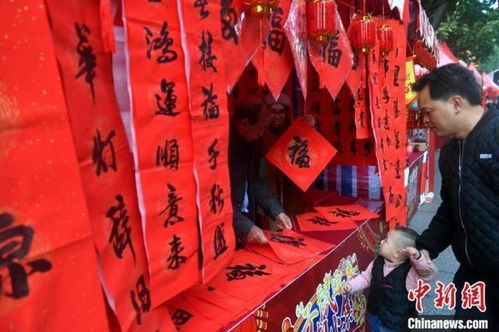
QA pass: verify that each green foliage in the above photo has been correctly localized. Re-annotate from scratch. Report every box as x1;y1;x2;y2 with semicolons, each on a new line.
422;0;499;72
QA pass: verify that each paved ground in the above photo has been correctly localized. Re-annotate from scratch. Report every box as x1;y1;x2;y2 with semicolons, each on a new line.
409;151;459;316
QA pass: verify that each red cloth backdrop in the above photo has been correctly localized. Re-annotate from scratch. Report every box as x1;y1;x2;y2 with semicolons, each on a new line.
0;1;110;330
42;0;168;329
368;18;408;228
179;0;236;283
122;0;199;306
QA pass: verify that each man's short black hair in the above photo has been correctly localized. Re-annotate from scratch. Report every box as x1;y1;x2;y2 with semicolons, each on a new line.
414;63;481;106
233;98;265;125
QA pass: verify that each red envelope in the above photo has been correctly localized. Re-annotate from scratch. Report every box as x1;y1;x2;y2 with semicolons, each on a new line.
266;118;337;191
314;204;380;222
296;212;358;231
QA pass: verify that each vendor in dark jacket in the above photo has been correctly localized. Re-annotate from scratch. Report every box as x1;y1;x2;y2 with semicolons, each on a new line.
414;64;499;330
229;98;292;245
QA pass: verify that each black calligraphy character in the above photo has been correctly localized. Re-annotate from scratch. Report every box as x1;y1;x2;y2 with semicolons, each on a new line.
349;139;357;155
373;72;378;85
320;32;342;68
75;23;97;102
209;184;224;214
194;0;209;19
352;52;359;70
386;135;392;147
288;136;310;168
395;130;401;149
394;98;401;118
308;216;337;226
380;137;385;152
359;111;366;128
208;138;219;170
383;158;388;171
363;140;373;156
130;275;151;325
383;87;390;104
199;30;217;72
383;58;389;77
213;223;228;259
226;263;270;281
329;208;360;218
155;79;179;117
166;235;187;270
156;139;179;170
144;21;178;64
384;111;390;130
0;213;52;299
395;159;401;179
266;7;285;54
159;183;184;227
377;118;382;130
172;309;193;328
221;0;239;45
270;233;307;247
334;121;341;136
201;83;220;120
375;96;380;110
394;65;400;87
106;195;136;261
92;129;117;176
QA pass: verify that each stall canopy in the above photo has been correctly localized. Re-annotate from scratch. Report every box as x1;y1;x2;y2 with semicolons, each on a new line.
437;42;459;66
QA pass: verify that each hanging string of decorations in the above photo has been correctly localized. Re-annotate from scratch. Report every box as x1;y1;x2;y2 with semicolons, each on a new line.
306;0;338;45
243;0;280;17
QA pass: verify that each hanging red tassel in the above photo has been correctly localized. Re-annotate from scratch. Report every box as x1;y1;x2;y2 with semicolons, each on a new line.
350;15;376;53
306;0;338;45
100;0;116;53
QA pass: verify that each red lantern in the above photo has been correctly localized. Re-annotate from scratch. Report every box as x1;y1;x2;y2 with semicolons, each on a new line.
377;24;393;55
350;16;376;53
307;0;338;45
243;0;280;18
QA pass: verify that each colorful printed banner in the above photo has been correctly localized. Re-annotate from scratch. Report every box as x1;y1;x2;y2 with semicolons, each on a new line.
0;1;109;329
252;0;294;99
179;0;235;283
314;204;380;222
308;2;353;99
123;1;199;306
296;212;358;231
266;118;337;191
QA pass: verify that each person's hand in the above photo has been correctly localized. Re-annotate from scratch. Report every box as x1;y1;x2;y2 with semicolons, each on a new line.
341;282;353;294
275;212;292;230
414;249;434;278
245;225;268;245
404;247;422;260
302;114;316;127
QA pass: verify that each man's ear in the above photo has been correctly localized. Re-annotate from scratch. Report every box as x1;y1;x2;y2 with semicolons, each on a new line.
451;95;464;114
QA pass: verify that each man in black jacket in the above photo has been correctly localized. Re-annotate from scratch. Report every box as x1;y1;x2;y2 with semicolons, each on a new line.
414;64;499;329
229;98;292;245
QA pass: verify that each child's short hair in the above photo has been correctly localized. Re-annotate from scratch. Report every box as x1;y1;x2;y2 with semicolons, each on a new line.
393;226;418;249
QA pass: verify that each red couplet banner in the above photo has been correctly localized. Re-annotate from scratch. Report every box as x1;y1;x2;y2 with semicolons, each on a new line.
0;1;109;330
179;0;236;283
122;1;199;307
